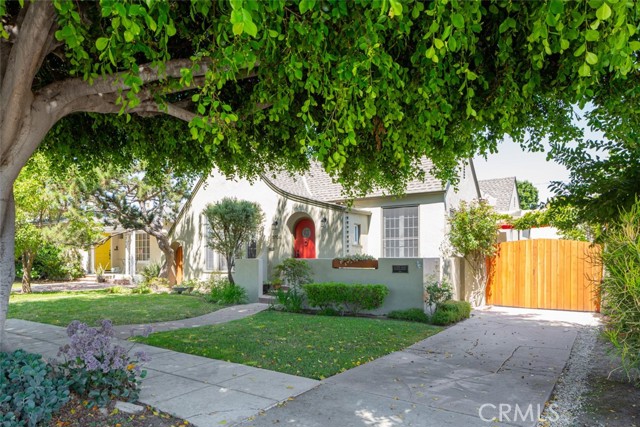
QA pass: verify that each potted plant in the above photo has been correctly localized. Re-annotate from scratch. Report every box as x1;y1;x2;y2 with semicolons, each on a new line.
332;254;378;269
96;264;106;283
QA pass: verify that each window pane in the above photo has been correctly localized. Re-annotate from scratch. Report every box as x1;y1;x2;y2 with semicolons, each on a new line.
382;206;419;258
135;233;150;261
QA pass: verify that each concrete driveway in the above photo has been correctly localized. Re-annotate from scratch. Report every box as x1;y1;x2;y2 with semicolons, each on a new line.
238;307;601;427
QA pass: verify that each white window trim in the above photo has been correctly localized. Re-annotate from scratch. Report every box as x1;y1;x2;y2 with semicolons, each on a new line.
382;206;420;258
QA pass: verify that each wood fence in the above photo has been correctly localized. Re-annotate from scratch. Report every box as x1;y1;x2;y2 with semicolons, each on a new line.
486;239;602;312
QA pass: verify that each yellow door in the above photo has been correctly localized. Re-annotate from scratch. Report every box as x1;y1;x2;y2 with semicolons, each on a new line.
94;234;112;271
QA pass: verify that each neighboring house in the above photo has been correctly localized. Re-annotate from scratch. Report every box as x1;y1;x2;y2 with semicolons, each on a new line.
167;158;481;309
479;177;559;241
88;228;161;276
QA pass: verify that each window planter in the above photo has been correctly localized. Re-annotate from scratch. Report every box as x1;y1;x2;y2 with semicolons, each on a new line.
331;259;379;269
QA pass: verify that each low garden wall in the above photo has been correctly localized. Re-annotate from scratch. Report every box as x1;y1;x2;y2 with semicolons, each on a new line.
305;258;440;315
234;258;263;303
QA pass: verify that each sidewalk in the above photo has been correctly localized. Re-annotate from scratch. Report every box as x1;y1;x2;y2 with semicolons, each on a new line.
113;303;269;338
4;318;319;426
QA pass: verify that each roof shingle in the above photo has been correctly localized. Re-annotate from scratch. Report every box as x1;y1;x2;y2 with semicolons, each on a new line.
478;177;518;212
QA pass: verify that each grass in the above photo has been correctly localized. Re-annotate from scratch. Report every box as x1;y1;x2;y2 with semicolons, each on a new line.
135;310;442;379
8;290;222;326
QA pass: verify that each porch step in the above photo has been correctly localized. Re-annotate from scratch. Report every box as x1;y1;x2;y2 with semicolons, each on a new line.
258;295;275;304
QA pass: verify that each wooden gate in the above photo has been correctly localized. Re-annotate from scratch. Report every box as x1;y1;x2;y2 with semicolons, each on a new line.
486;239;602;312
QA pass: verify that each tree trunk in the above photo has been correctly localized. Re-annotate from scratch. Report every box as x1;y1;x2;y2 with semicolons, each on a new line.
153;231;174;281
226;254;235;285
0;187;16;349
21;250;34;293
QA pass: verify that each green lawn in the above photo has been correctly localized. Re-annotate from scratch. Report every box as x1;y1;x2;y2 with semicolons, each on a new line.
135;310;441;379
8;291;221;326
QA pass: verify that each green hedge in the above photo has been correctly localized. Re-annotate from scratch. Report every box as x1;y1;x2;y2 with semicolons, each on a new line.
430;300;471;325
387;308;430;323
303;282;389;315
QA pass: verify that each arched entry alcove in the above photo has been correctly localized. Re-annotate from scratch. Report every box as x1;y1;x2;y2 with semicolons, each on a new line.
293;217;316;259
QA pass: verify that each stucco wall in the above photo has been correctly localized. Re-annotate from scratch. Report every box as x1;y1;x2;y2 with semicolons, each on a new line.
234;258;263;303
305;258;440;314
444;161;481;212
350;193;446;259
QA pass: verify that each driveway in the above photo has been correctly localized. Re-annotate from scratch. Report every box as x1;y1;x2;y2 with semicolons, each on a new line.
238;307;601;427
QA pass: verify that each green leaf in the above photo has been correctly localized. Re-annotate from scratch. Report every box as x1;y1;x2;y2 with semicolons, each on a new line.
596;3;612;21
95;37;109;51
574;42;586;57
124;30;134;42
578;62;591;76
434;38;444;49
549;0;564;15
630;41;640;51
389;0;403;17
585;29;600;41
448;35;458;52
452;13;464;29
232;23;244;35
244;20;258;37
268;29;279;38
585;51;598;65
299;0;316;14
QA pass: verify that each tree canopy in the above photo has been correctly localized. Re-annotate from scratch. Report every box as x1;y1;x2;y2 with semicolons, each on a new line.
516;180;540;210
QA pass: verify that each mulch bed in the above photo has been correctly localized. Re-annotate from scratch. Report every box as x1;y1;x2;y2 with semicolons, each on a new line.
50;395;194;427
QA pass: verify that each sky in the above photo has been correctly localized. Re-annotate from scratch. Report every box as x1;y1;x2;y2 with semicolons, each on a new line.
473;110;604;203
473;140;568;203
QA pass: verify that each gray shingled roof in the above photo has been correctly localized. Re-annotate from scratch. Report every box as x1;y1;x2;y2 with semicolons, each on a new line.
264;158;444;202
479;177;517;212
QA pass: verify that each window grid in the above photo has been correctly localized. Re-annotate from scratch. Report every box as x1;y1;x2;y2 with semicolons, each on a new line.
135;233;150;261
383;207;419;258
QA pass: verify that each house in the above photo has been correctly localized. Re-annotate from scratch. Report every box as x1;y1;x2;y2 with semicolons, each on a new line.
87;228;162;277
479;177;559;241
167;158;481;310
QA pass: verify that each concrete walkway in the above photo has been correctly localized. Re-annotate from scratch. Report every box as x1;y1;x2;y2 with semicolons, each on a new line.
237;307;601;427
113;303;269;339
3;316;318;427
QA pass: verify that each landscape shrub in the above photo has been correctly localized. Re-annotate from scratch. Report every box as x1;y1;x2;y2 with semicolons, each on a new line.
600;200;640;379
271;259;313;313
130;282;152;294
303;282;389;315
58;320;150;408
430;300;472;325
424;277;454;315
105;285;126;294
0;349;70;427
387;308;429;323
15;244;85;281
208;277;247;305
140;262;161;283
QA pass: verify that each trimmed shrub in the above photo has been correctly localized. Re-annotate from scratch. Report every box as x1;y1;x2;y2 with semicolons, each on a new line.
58;320;150;408
208;278;247;305
387;308;429;323
140;262;161;282
430;300;472;325
105;285;126;294
303;282;390;315
0;349;70;427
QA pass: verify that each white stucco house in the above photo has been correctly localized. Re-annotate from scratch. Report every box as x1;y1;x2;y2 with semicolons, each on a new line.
164;158;481;309
87;228;162;277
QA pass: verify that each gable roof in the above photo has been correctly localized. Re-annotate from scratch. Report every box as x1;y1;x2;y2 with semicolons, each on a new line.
263;158;444;203
478;177;518;212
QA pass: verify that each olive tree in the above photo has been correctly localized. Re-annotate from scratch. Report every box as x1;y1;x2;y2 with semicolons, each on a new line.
202;198;264;284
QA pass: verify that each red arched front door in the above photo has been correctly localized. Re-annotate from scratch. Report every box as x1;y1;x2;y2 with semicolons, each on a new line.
294;218;316;258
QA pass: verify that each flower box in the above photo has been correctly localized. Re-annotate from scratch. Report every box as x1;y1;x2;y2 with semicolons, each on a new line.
331;259;379;269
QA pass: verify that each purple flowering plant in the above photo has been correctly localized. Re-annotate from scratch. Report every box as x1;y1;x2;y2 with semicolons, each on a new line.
57;319;151;407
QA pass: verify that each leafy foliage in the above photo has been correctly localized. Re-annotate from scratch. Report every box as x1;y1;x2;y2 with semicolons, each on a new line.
334;254;377;263
430;300;472;326
13;153;101;291
58;320;150;408
3;0;637;198
273;258;314;289
208;277;247;305
424;277;454;308
446;200;501;264
599;200;640;380
387;308;430;323
0;350;70;427
510;204;594;241
303;282;390;315
516;180;540;210
203;198;264;284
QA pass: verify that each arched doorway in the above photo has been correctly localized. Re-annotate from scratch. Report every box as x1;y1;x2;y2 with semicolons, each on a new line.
294;218;316;258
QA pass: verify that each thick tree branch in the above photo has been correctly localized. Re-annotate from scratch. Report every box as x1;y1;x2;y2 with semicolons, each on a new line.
0;1;56;157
